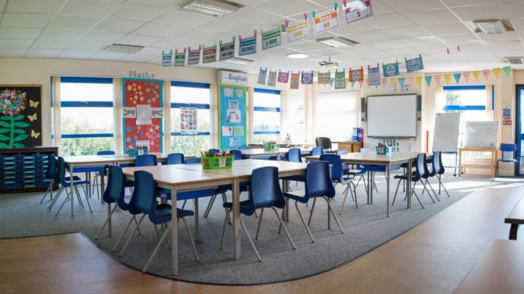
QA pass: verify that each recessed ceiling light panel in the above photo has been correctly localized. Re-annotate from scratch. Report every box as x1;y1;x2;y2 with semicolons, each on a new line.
104;43;144;54
474;19;506;34
222;57;254;65
287;53;308;59
316;37;358;48
182;0;243;17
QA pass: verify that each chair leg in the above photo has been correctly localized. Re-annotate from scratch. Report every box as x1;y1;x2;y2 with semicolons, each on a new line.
270;207;296;249
55;191;71;216
112;215;140;253
119;214;147;257
323;197;344;234
255;208;265;240
181;218;199;262
239;217;262;262
48;186;64;209
219;208;231;250
204;194;218;218
391;179;403;206
143;221;171;273
425;179;440;202
40;181;54;203
420;181;435;203
411;182;425;209
82;184;93;213
437;175;450;197
95;205;118;240
307;198;317;226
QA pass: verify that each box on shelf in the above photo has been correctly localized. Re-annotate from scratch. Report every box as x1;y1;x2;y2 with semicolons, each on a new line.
201;156;233;169
376;145;394;155
127;147;149;158
263;143;279;151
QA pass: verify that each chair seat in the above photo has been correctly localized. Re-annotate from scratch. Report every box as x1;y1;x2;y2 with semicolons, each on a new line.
125;179;134;187
283;190;308;203
394;172;419;181
153;204;194;224
163;188;217;201
62;179;90;187
499;159;518;163
223;200;252;215
283;175;305;182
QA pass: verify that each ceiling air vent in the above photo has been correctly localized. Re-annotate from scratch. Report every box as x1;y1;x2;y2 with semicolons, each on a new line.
504;57;524;65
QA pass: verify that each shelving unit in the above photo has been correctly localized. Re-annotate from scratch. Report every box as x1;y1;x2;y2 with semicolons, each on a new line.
0;147;58;194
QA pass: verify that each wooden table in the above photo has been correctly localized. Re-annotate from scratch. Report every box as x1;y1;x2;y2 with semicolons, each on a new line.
305;152;420;217
457;147;497;177
123;159;307;276
454;240;524;294
240;147;311;160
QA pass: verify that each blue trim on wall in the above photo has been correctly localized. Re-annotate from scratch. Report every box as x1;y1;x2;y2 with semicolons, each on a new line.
254;131;280;135
171;103;210;109
254;88;281;94
443;105;485;111
171;81;210;88
61;77;113;84
254;106;280;112
171;132;211;136
443;85;486;91
62;133;113;139
61;101;113;107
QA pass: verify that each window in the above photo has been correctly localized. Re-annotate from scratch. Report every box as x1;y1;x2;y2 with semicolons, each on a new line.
60;77;114;156
170;82;211;155
253;88;281;143
315;90;359;141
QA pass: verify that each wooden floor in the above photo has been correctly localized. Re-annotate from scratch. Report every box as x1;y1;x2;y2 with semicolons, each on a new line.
1;183;522;294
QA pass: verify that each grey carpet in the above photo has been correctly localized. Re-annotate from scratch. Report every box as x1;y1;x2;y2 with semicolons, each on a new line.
0;173;498;285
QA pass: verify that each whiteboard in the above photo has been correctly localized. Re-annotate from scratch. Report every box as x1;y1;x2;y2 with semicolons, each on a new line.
367;94;417;137
464;121;498;148
432;113;460;152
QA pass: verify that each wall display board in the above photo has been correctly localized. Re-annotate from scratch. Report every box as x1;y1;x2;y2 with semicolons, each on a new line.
367;94;418;138
122;78;163;153
432;113;460;152
464;121;498;148
218;85;247;149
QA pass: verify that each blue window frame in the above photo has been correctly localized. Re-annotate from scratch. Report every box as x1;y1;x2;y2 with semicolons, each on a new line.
253;88;281;143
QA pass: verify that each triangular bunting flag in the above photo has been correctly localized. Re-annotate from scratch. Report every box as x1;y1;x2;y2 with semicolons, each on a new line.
358;80;363;88
424;76;432;87
389;78;397;87
463;72;471;83
472;71;480;81
365;78;369;86
434;74;442;85
416;77;423;88
492;68;501;79
381;77;388;88
351;81;355;88
407;77;414;86
453;73;461;84
503;66;511;77
482;70;490;81
330;78;335;86
398;78;405;88
443;74;451;85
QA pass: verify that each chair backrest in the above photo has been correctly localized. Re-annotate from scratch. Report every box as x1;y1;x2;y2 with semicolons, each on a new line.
56;157;67;185
413;153;426;181
209;148;220;155
185;157;201;164
230;150;243;160
319;154;343;181
305;161;336;199
97;150;115;155
500;143;517;159
132;170;157;216
239;146;251;150
315;137;332;150
287;148;301;163
135;154;157;167
246;166;285;216
166;153;184;165
311;147;324;156
45;155;57;180
103;165;125;205
430;151;442;176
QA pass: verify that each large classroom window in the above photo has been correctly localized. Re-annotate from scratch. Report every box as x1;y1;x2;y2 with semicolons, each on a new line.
170;81;211;155
252;88;281;143
60;77;114;156
315;90;359;141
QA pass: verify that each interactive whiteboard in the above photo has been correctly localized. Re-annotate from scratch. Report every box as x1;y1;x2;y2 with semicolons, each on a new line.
464;121;498;148
367;94;418;138
432;113;460;152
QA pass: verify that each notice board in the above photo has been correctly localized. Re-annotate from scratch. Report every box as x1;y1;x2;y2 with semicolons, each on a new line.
464;121;498;148
432;113;460;152
218;85;247;149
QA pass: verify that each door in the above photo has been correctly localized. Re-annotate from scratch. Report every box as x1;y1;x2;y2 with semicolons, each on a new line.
516;85;524;176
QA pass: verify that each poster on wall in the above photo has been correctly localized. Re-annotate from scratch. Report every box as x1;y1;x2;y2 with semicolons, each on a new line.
180;107;197;134
218;85;247;149
0;85;42;148
122;78;163;153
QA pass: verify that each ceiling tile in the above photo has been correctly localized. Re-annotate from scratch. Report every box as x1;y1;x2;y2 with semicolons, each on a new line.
350;30;393;43
92;18;145;34
422;23;473;36
119;54;158;62
0;28;41;39
133;23;181;38
88;51;128;60
2;13;53;28
78;31;125;43
386;47;420;57
364;13;415;30
108;3;167;22
116;34;161;46
149;38;189;49
367;40;410;50
32;39;71;49
330;22;375;35
39;29;86;41
59;0;121;17
47;15;102;30
6;0;66;14
223;7;280;26
502;3;524;19
440;0;501;7
450;5;508;21
152;10;213;27
380;0;446;12
171;29;218;42
402;9;459;25
125;0;178;8
68;41;108;51
381;26;432;39
253;0;322;16
0;48;27;56
25;48;63;57
58;49;97;59
194;18;245;34
0;39;33;48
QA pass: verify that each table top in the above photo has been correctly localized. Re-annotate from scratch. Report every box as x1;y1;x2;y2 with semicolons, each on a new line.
454;240;524;294
458;147;497;151
61;153;192;164
241;147;312;157
305;151;420;165
122;165;237;186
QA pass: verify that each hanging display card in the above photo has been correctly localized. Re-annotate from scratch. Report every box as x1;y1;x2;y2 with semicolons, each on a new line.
368;65;380;86
314;10;340;34
318;71;330;84
174;52;185;67
405;55;424;73
122;78;163;153
301;71;314;84
261;28;281;50
180;107;197;135
258;67;268;85
349;69;364;82
290;72;300;89
267;70;277;87
220;41;235;60
161;50;172;67
278;71;289;83
343;0;372;24
187;48;200;65
287;20;309;42
203;46;217;63
218;85;247;149
335;71;346;89
239;36;256;56
383;62;399;77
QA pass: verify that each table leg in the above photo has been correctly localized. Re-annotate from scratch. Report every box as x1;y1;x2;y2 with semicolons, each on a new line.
458;150;462;177
407;159;412;209
367;172;371;204
100;166;105;205
170;186;179;276
194;198;200;242
386;163;390;218
283;179;290;221
233;179;241;260
70;163;74;216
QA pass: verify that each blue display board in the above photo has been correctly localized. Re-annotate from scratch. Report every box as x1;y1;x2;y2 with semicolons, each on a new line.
218;85;247;149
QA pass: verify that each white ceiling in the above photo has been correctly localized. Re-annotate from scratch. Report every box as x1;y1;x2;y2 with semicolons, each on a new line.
1;0;524;74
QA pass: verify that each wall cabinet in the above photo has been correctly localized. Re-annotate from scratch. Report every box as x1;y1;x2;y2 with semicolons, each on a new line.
0;147;58;194
335;141;363;153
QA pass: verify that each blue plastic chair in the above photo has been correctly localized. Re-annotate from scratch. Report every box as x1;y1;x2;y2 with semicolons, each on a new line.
239;145;251;150
209;148;220;155
320;154;358;214
166;153;184;165
359;148;400;193
283;161;343;243
184;157;201;164
392;153;431;209
429;151;450;197
135;154;158;166
39;154;57;203
220;166;296;261
230;149;243;160
121;170;198;273
52;157;92;216
95;165;126;240
284;148;305;185
497;143;517;177
311;147;324;156
92;150;116;198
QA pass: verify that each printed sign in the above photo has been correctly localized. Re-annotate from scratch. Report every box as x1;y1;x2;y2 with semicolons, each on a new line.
174;53;185;67
239;36;256;56
405;56;424;73
335;71;346;89
301;71;314;84
187;49;200;65
368;66;380;86
287;20;309;42
314;10;340;34
290;72;300;89
343;0;372;24
278;71;289;83
203;46;216;63
262;29;281;50
318;71;330;84
349;69;364;82
267;70;277;87
161;50;172;67
258;67;267;85
220;42;235;60
382;62;399;77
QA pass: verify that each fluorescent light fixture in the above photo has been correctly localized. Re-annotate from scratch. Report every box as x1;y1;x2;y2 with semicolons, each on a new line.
104;43;144;54
317;37;358;48
504;57;523;65
182;0;243;17
222;57;253;65
287;53;308;59
474;19;506;34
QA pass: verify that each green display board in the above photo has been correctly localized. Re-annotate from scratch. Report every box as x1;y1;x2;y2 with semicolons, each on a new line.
218;85;247;149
